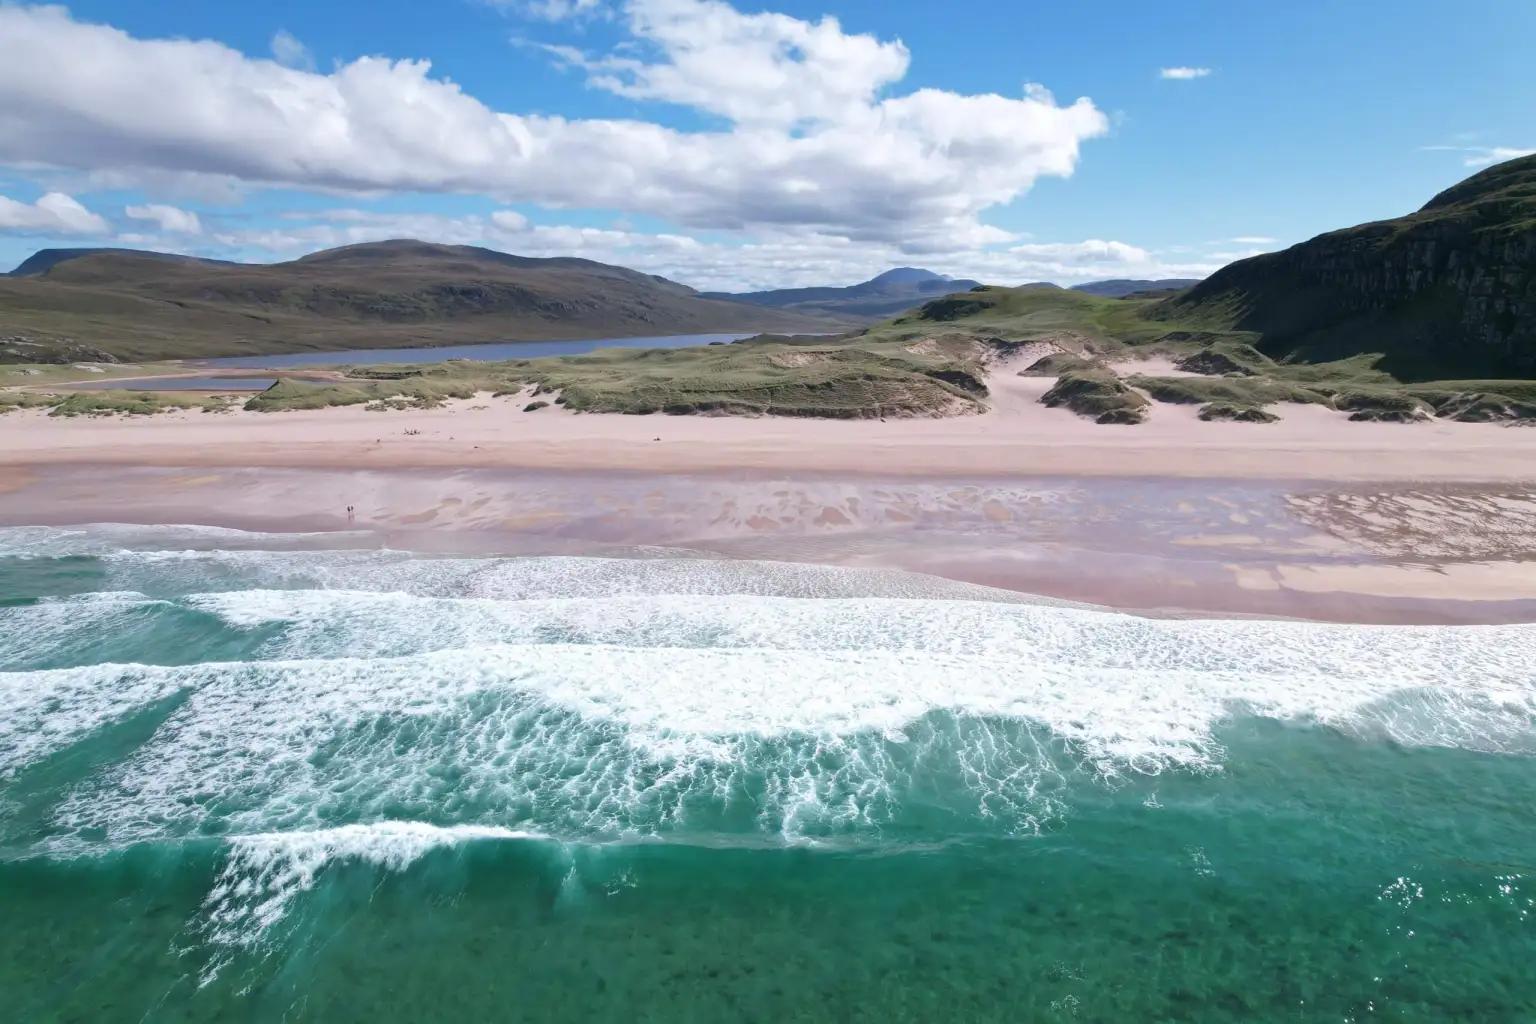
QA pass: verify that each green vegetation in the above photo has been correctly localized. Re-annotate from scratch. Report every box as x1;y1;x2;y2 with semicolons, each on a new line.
1173;341;1273;376
0;391;55;414
1128;375;1330;407
1429;392;1536;422
42;391;230;417
4;238;1534;425
1198;402;1280;423
515;341;983;417
860;285;1250;355
0;240;838;363
1019;352;1100;376
1329;390;1434;422
1041;370;1148;424
1157;153;1536;379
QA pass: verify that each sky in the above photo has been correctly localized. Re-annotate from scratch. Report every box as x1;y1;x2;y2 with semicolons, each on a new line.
0;0;1531;291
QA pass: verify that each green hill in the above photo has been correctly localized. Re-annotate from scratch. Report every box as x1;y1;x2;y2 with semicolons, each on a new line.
0;240;840;362
1155;154;1536;379
704;268;982;321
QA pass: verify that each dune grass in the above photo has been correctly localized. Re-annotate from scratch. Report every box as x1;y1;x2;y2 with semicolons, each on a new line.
1041;370;1149;424
6;285;1536;425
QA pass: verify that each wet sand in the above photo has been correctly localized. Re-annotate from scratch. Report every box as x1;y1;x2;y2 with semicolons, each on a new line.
4;465;1535;625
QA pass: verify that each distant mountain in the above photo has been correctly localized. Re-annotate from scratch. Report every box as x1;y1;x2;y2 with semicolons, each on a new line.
706;267;983;321
1156;154;1536;378
0;239;841;362
9;247;239;277
1070;279;1201;298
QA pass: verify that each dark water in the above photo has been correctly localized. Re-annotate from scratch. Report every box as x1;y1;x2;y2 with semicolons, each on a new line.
2;524;1533;1022
197;333;755;369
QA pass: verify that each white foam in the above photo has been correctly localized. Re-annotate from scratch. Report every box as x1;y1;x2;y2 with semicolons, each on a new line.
14;614;1533;855
199;821;544;976
0;592;172;668
5;541;1536;970
0;523;380;559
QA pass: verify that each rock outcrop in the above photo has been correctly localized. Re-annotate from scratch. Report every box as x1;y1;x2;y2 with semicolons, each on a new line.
1155;154;1536;379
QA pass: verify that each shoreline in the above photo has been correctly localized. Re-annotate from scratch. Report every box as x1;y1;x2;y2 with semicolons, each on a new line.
6;367;1536;480
4;464;1535;626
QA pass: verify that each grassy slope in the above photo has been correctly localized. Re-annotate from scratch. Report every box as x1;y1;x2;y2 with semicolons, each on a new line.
7;279;1535;423
0;240;842;362
1155;154;1536;379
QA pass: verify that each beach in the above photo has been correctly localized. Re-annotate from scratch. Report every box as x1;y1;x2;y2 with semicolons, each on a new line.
6;372;1536;481
5;368;1536;624
6;394;1536;1020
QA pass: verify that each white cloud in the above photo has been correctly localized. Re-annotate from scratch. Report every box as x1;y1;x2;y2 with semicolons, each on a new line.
0;190;109;234
554;0;911;127
125;202;202;233
0;2;1106;250
500;0;609;20
1229;235;1277;244
270;29;314;71
1464;146;1534;168
186;206;1213;292
1158;67;1211;81
1421;144;1534;168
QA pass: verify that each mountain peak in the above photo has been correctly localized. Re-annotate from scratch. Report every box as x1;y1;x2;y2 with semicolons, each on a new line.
1419;152;1536;213
865;267;946;287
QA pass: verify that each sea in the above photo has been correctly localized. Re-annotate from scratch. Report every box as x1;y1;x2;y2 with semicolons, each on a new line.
2;523;1533;1022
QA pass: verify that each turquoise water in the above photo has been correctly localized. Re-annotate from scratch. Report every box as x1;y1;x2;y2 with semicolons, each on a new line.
2;525;1533;1021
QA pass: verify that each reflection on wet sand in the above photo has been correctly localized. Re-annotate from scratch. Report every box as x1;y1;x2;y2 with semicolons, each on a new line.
4;466;1536;625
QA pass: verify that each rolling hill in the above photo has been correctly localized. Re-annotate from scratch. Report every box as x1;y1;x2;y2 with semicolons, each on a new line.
1156;154;1536;378
1070;279;1201;298
705;268;983;321
0;240;843;362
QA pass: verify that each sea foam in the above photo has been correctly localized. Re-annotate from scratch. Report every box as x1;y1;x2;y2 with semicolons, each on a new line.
5;526;1535;965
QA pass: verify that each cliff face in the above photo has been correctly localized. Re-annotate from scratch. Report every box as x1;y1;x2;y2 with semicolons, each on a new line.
1157;155;1536;379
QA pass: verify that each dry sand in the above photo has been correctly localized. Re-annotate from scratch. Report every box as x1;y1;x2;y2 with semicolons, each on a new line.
5;368;1536;623
5;373;1536;481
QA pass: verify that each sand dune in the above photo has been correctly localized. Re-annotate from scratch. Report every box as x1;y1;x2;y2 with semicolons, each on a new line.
4;372;1536;482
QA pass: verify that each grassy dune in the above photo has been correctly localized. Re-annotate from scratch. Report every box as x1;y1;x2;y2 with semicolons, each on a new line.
5;283;1535;424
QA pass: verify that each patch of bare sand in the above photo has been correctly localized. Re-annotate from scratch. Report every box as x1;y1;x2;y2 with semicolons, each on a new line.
1104;355;1203;377
1234;561;1536;602
0;467;37;495
4;379;1536;483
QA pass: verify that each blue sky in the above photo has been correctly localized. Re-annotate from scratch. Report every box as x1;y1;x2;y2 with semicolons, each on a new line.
0;0;1531;290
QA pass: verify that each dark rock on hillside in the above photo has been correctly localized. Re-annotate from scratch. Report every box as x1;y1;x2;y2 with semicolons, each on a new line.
0;334;119;364
1156;154;1536;379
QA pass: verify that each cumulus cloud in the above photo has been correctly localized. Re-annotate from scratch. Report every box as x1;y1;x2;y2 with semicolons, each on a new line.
1158;66;1211;80
1229;235;1277;245
184;206;1213;292
125;202;202;233
0;2;1106;249
0;190;109;234
269;29;314;70
552;0;911;126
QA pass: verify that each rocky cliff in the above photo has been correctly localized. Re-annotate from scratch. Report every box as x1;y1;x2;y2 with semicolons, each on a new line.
1156;154;1536;378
